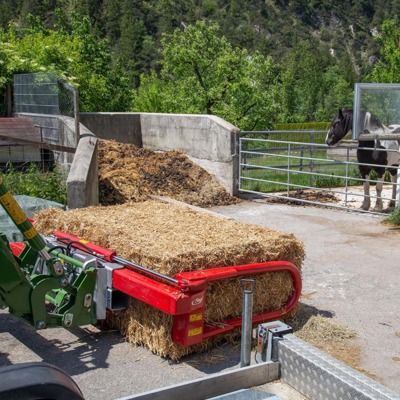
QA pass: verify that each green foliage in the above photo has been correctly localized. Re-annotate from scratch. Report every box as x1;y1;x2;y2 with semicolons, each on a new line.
279;41;354;122
384;207;400;226
1;164;67;205
1;0;399;85
273;122;331;130
368;19;400;83
2;1;400;124
0;12;132;113
132;21;280;130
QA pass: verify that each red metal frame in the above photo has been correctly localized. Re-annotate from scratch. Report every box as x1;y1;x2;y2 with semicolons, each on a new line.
12;231;302;347
9;242;26;257
113;261;302;346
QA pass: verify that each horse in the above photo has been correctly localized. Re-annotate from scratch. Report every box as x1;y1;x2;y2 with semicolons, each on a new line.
326;108;399;212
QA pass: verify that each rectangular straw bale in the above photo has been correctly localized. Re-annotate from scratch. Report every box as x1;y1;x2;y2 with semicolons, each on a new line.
34;200;304;359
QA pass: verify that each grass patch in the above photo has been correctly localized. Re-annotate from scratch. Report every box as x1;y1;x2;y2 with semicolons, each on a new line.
384;208;400;226
0;163;67;205
240;135;365;194
241;159;362;193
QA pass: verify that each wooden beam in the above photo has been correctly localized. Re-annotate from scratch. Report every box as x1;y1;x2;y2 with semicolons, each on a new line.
0;133;75;153
0;118;76;153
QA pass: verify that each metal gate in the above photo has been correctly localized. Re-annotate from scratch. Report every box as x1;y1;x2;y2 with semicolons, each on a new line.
239;130;400;214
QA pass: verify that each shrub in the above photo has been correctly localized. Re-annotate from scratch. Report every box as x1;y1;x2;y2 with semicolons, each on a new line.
1;164;67;205
384;208;400;226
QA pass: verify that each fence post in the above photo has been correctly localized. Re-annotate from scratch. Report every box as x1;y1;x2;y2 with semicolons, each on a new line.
6;84;12;116
309;132;314;187
397;170;400;209
73;90;80;146
299;148;304;171
344;148;350;206
287;143;291;196
240;279;255;368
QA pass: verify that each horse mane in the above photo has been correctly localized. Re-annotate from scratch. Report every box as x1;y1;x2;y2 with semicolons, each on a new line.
365;112;385;131
339;108;353;134
341;109;385;134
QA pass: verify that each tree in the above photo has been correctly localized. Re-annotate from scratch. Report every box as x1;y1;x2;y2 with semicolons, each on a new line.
315;66;354;121
280;40;327;122
132;21;280;130
368;19;400;83
0;13;132;114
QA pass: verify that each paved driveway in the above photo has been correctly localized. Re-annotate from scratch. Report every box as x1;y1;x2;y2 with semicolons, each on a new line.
1;199;399;398
211;199;400;393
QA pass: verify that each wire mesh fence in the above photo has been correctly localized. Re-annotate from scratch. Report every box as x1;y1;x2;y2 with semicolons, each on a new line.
12;71;79;147
0;72;80;174
13;72;77;117
0;145;57;172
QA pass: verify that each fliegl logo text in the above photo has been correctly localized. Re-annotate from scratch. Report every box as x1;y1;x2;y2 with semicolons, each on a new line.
191;296;203;306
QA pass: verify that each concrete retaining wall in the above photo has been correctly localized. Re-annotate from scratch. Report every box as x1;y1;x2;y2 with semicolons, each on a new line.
15;113;98;209
80;112;240;196
16;112;240;208
15;113;75;168
79;113;142;147
66;125;99;209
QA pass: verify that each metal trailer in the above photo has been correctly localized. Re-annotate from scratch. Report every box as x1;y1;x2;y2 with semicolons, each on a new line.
2;320;400;400
120;321;400;400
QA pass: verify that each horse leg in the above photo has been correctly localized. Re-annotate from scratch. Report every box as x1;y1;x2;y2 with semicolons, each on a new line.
387;165;399;210
373;175;384;212
361;173;371;211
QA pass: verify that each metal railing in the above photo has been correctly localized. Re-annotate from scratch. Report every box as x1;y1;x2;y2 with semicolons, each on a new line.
239;131;400;214
0;146;57;172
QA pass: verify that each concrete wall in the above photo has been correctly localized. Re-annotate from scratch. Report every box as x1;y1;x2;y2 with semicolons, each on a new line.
66;124;99;209
16;112;240;208
16;113;98;209
79;112;142;147
140;113;240;195
0;144;41;163
80;112;240;196
15;113;75;168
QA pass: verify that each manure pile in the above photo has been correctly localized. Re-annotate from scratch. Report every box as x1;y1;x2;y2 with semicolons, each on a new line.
98;139;238;207
35;201;304;360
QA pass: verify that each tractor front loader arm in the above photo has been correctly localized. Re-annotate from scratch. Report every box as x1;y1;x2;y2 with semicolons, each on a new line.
0;233;33;319
0;180;97;329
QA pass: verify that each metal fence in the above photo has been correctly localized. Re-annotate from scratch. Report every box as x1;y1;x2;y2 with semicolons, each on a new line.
14;73;74;115
13;72;80;141
239;130;400;214
0;145;56;172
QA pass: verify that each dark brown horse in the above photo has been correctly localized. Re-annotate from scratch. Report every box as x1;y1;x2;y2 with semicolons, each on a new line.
326;109;399;211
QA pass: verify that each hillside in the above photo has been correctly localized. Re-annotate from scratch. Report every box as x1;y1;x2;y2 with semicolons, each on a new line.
2;0;400;124
1;0;398;80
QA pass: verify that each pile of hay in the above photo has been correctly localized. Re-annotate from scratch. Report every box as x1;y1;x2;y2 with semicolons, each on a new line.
35;200;304;360
98;139;238;207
